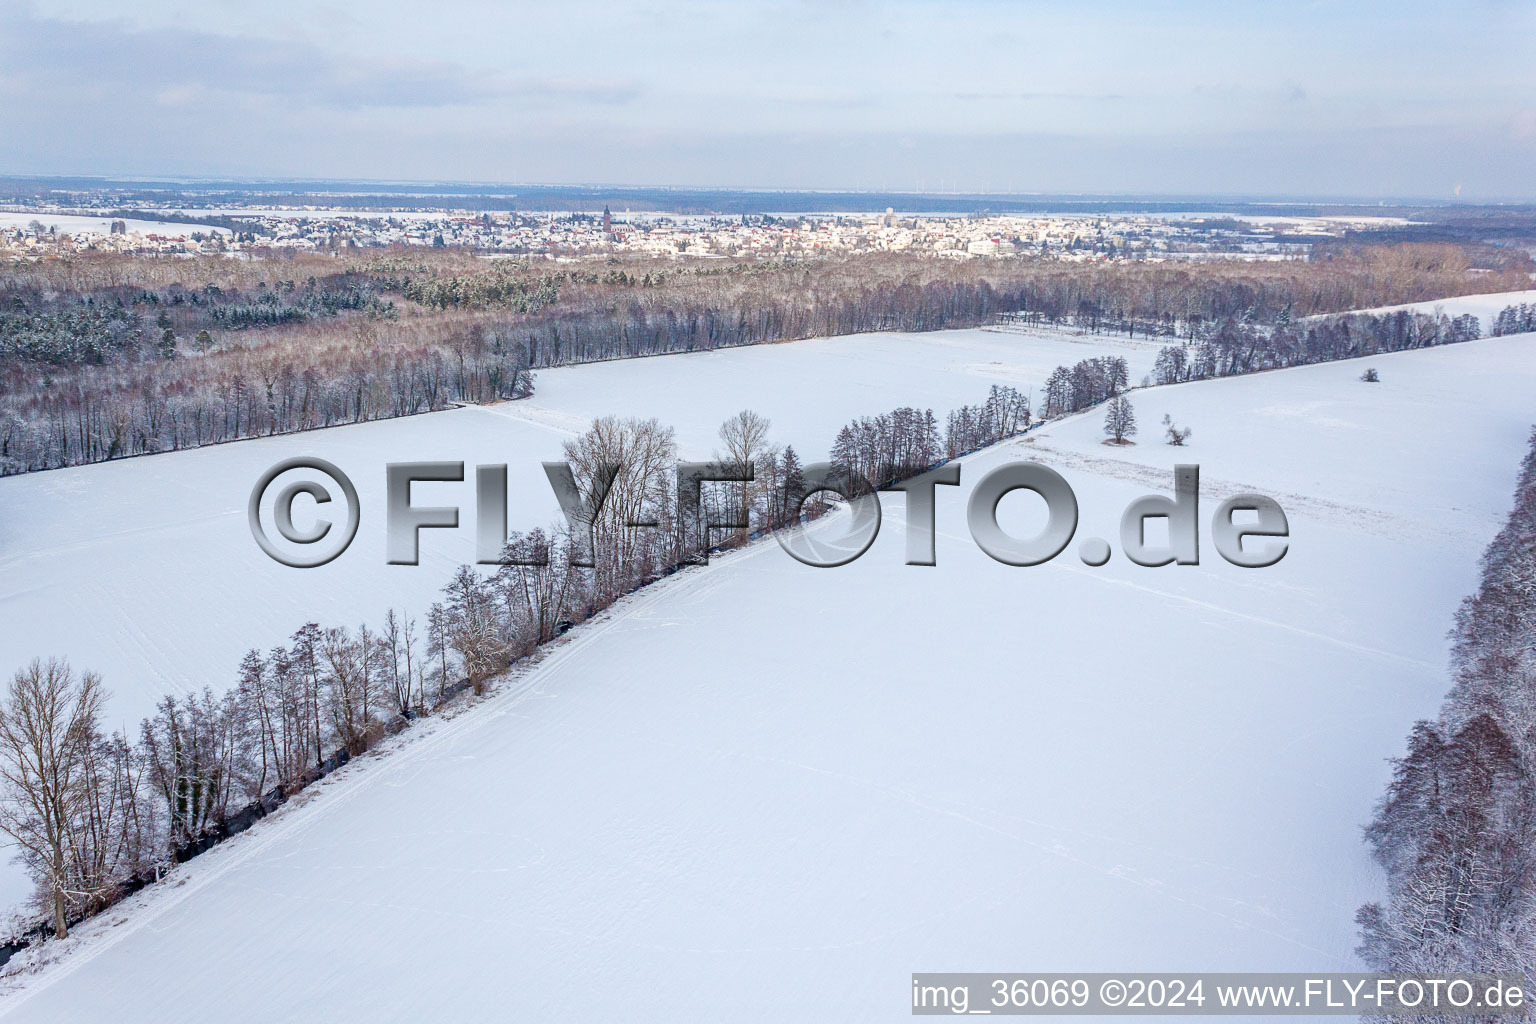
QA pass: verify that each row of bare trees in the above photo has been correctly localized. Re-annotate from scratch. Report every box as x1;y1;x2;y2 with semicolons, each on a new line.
0;403;848;944
0;612;453;942
0;381;1044;943
947;385;1032;459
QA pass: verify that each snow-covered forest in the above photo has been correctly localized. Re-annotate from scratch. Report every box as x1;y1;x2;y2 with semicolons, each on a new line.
1;245;1524;473
1359;429;1536;976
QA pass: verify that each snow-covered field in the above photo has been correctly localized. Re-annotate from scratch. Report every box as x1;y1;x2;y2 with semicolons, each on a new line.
0;330;1533;1021
167;208;453;219
0;212;230;237
0;327;1163;729
0;326;1160;912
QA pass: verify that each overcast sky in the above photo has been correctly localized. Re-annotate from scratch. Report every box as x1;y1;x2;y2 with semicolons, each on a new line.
3;1;1534;198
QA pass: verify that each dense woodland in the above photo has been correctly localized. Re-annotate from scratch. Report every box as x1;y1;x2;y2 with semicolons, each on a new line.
1359;430;1536;985
1;243;1526;473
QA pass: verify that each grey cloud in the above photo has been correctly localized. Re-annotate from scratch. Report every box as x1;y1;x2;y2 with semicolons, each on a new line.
1;1;1532;198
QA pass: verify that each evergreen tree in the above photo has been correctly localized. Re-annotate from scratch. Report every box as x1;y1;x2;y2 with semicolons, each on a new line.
1103;396;1137;443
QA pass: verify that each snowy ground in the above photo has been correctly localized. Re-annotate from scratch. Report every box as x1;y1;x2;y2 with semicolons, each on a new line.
0;326;1161;913
0;326;1166;731
0;333;1532;1021
0;212;231;238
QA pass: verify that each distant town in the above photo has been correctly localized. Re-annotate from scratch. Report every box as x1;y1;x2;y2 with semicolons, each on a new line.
2;202;1395;263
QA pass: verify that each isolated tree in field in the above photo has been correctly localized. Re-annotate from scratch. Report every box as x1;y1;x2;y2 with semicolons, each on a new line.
0;658;105;938
1361;367;1381;382
1103;396;1137;444
1161;413;1192;446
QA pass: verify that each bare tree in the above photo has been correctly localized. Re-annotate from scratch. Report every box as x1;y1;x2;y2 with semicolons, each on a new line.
495;528;575;647
443;567;508;696
562;416;676;598
289;623;326;771
381;609;419;719
0;659;106;938
320;626;373;754
716;409;771;541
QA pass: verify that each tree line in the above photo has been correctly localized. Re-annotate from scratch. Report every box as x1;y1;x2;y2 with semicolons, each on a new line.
0;331;535;471
1;274;396;367
825;384;1033;489
1149;309;1485;387
2;244;1522;474
1357;428;1536;981
1491;302;1536;337
0;386;1026;949
1041;357;1131;417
